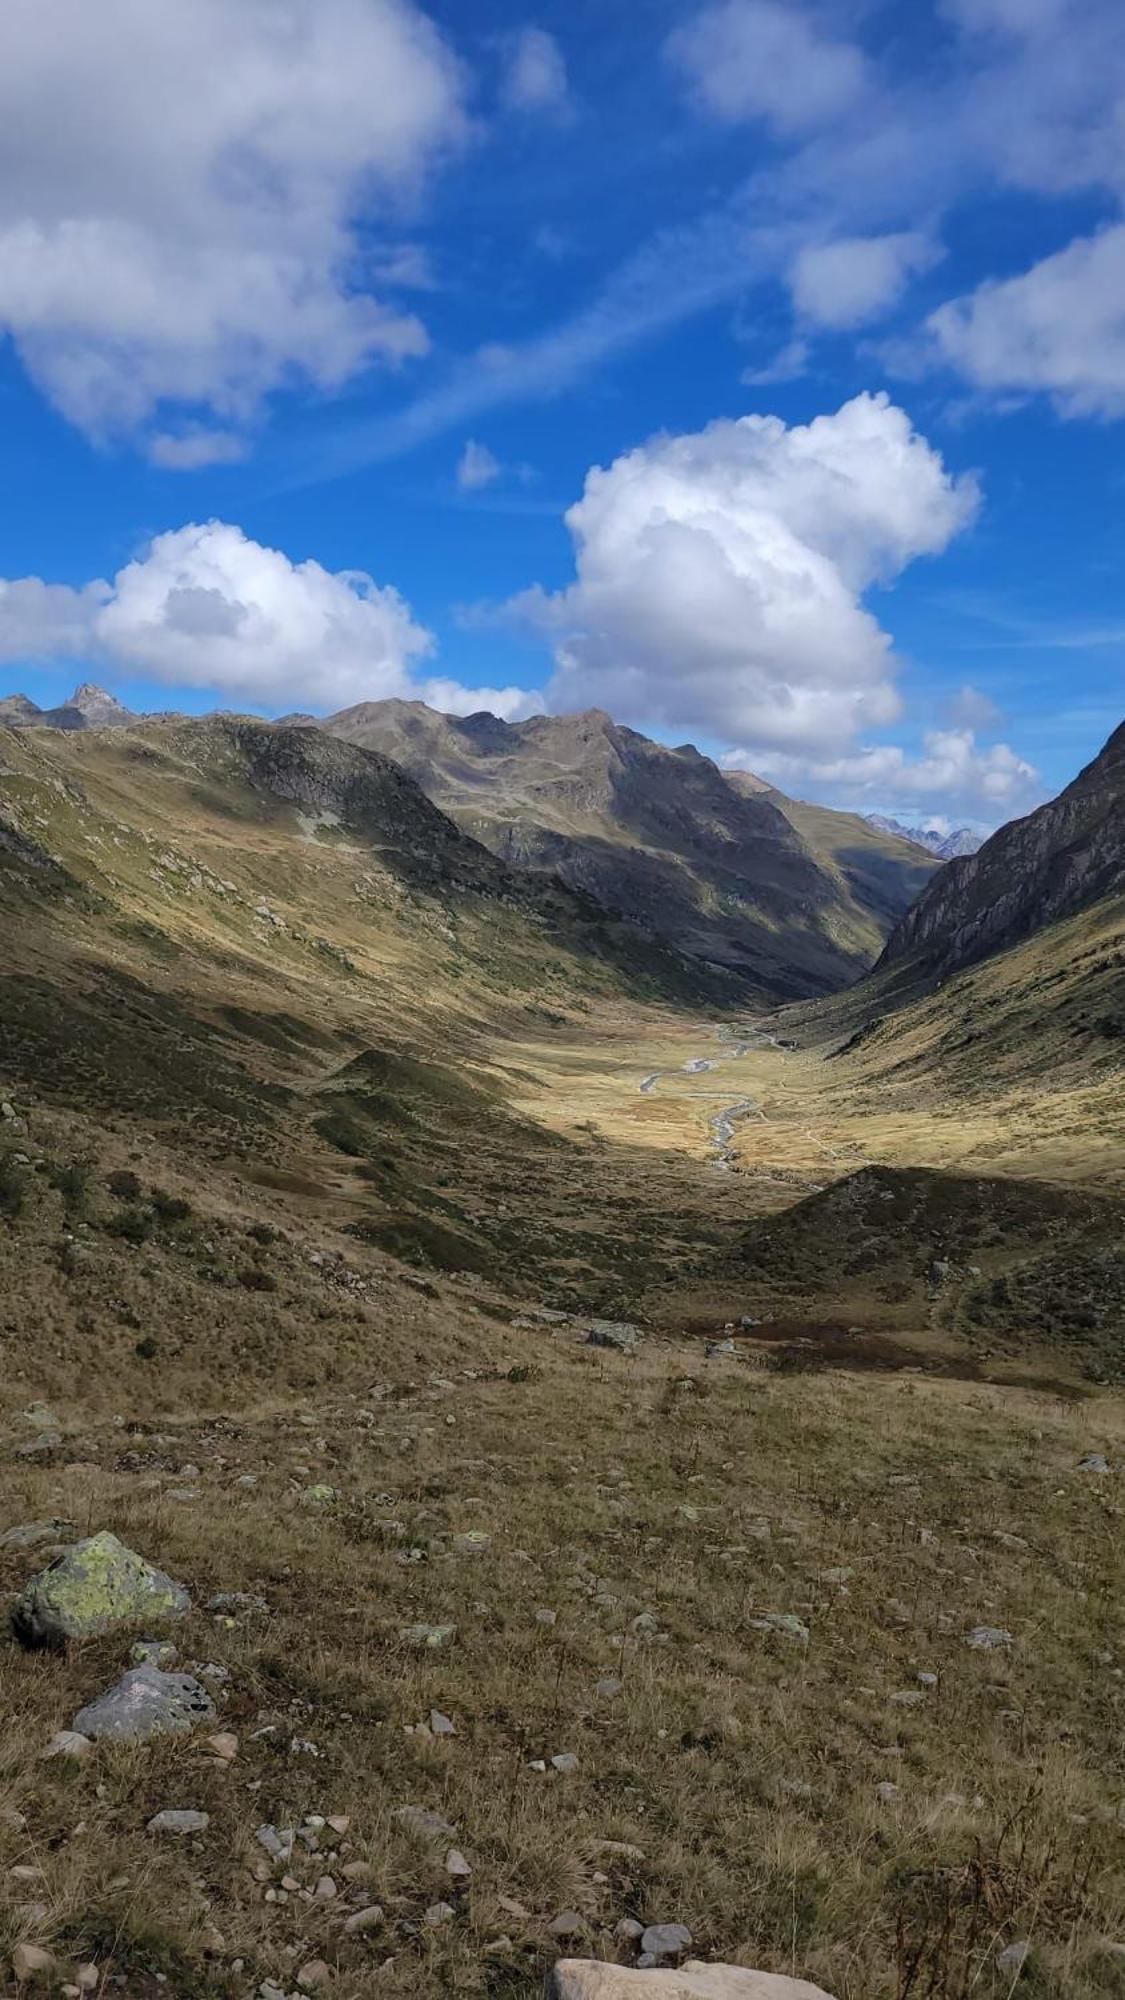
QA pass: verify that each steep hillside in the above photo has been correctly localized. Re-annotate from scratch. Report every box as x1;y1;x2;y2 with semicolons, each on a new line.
318;701;923;997
724;772;939;949
876;719;1124;988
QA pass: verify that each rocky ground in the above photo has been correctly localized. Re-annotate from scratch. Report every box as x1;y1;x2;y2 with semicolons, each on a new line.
2;1329;1125;1999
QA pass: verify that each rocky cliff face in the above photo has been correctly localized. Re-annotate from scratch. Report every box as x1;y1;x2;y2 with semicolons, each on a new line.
877;720;1124;983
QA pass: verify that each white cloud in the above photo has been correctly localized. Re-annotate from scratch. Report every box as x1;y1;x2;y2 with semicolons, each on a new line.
740;338;810;385
457;439;502;489
0;519;533;719
923;225;1125;418
500;27;570;117
0;0;467;446
502;393;977;755
790;233;941;330
147;429;248;471
666;0;867;133
945;681;1003;728
727;728;1040;823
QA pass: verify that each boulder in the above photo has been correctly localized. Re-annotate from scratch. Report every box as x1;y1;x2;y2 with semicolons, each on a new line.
0;1519;77;1552
551;1964;836;1998
11;1531;190;1648
585;1320;640;1354
73;1664;215;1742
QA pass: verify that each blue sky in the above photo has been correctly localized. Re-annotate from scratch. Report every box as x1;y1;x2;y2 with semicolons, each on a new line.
0;0;1122;828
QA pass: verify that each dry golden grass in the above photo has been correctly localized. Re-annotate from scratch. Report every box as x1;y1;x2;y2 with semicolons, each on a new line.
2;1344;1125;1999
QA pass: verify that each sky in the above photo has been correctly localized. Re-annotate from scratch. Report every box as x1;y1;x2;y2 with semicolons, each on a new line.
0;0;1122;831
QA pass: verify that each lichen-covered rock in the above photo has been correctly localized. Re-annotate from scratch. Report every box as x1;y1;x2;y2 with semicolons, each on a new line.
0;1518;77;1552
11;1532;190;1648
551;1963;836;1998
73;1664;215;1741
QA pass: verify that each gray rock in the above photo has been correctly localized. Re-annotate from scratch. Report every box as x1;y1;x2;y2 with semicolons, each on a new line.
395;1804;457;1842
208;1591;270;1616
748;1611;810;1646
430;1709;456;1736
344;1905;385;1934
424;1902;454;1928
552;1752;579;1774
964;1625;1012;1650
641;1924;693;1960
401;1621;456;1649
706;1340;737;1358
596;1677;623;1699
615;1919;644;1942
0;1518;77;1551
147;1808;210;1835
256;1824;295;1863
550;1963;836;1997
12;1531;190;1648
1078;1455;1111;1475
585;1319;640;1354
130;1638;179;1668
73;1664;215;1742
550;1911;587;1938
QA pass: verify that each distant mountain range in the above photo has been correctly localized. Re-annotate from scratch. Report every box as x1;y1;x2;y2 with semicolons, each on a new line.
0;682;134;732
1;685;940;998
864;814;982;860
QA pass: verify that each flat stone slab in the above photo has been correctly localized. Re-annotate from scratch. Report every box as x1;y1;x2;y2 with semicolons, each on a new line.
12;1531;190;1647
551;1963;837;1998
73;1664;216;1742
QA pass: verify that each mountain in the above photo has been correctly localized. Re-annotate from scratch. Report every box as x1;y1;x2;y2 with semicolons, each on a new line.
0;681;136;731
724;772;940;948
865;813;982;860
316;700;934;998
875;718;1125;989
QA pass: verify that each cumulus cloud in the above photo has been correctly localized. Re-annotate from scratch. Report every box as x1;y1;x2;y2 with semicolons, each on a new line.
500;27;570;116
726;729;1040;823
457;439;502;489
945;681;1003;728
666;0;867;133
0;519;533;719
502;393;977;756
922;225;1125;418
0;0;467;447
790;233;941;330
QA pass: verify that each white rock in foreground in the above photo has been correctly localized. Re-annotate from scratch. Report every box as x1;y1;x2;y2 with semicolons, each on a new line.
551;1962;836;1998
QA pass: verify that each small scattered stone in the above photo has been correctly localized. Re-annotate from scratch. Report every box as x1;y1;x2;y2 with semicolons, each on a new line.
1078;1455;1110;1475
0;1519;77;1551
207;1591;270;1616
12;1944;55;1983
595;1677;623;1699
749;1611;810;1646
614;1918;644;1942
535;1608;558;1627
430;1709;455;1736
256;1824;296;1863
445;1847;472;1879
965;1625;1012;1650
425;1902;455;1928
41;1729;93;1761
131;1638;179;1668
552;1752;579;1774
314;1875;338;1900
344;1906;385;1935
876;1781;901;1803
297;1960;331;1990
550;1911;586;1938
395;1805;457;1842
205;1731;239;1762
640;1923;692;1960
147;1809;210;1836
401;1622;456;1649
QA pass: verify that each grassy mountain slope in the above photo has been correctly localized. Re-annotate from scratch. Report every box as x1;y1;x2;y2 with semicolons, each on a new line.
2;720;1125;1998
724;771;939;955
317;701;928;997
